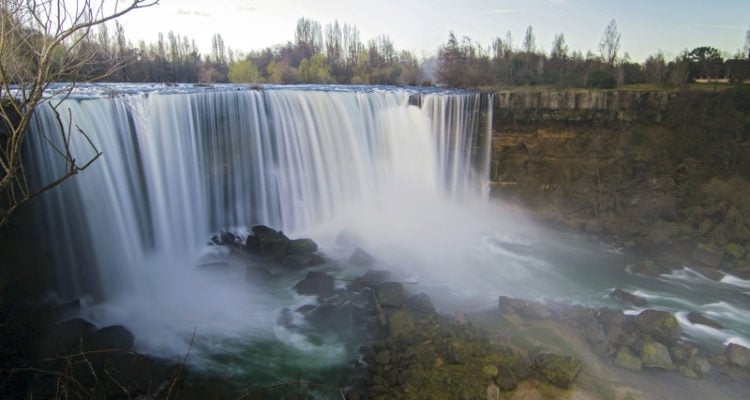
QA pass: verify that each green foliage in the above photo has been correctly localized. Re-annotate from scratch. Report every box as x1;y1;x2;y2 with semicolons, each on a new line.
228;59;260;83
586;70;617;89
298;54;333;83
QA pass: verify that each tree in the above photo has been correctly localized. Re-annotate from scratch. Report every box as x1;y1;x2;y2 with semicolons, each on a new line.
744;25;749;60
687;46;724;80
643;51;667;86
550;33;568;59
228;59;260;83
298;54;333;83
0;0;158;227
599;19;621;65
522;26;536;54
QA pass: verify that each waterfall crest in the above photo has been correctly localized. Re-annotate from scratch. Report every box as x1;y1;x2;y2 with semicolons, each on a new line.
27;86;492;301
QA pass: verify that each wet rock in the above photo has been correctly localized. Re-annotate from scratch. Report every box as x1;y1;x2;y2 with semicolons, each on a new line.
39;318;97;357
725;343;750;368
532;353;582;389
679;365;699;379
611;288;647;307
614;347;642;370
245;225;290;257
522;302;552;319
724;243;746;260
288;238;318;254
350;247;375;266
627;259;665;277
687;311;724;330
375;350;391;365
406;292;436;315
497;296;527;314
209;230;240;246
376;282;405;308
362;269;391;284
281;253;321;269
670;342;698;363
293;271;335;298
639;340;674;370
83;325;135;352
691;242;724;268
634;309;681;343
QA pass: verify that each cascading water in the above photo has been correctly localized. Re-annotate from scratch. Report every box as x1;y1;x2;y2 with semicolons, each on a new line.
25;84;750;386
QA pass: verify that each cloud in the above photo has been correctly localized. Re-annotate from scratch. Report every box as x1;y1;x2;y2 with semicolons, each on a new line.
237;5;258;13
176;9;211;18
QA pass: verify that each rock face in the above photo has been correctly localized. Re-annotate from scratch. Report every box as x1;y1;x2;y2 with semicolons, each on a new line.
491;88;750;259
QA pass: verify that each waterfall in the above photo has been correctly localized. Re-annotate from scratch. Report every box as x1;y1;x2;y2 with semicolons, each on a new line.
26;85;492;303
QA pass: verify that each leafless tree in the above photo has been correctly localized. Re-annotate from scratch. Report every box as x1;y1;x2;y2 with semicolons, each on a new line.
0;0;157;227
599;19;621;65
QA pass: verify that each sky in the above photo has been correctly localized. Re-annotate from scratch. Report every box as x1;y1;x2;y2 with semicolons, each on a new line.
116;0;750;62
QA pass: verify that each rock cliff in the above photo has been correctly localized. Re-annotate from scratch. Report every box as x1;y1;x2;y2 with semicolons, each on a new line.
490;87;750;274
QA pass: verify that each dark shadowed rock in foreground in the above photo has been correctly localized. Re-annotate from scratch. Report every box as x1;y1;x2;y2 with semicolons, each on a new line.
294;271;335;298
349;247;375;266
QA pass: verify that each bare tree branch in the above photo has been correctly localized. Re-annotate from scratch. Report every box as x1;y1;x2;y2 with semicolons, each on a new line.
0;0;158;227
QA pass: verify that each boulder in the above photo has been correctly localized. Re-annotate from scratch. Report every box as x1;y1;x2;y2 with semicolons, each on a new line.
361;269;390;284
349;247;375;266
293;271;335;298
288;238;318;255
497;296;527;314
725;343;750;368
634;310;681;343
611;288;647;307
406;292;436;315
39;318;97;357
532;353;582;389
83;325;135;352
686;311;724;330
614;347;642;370
245;225;289;257
376;282;405;308
639;340;674;370
687;356;711;376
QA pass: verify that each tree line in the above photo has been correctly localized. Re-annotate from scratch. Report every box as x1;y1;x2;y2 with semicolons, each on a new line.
436;20;750;89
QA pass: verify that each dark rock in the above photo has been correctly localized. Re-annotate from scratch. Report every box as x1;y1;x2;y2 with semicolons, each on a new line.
639;340;674;370
686;311;724;330
293;271;335;297
627;259;665;277
245;225;289;257
288;238;318;254
83;325;135;352
611;288;648;307
634;309;681;343
376;282;405;308
362;269;390;284
725;343;750;368
39;318;97;357
691;242;724;268
281;253;320;269
209;230;240;246
532;353;582;389
350;247;375;266
406;292;436;314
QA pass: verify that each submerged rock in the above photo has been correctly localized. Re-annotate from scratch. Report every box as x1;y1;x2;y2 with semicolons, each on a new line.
611;288;648;307
686;311;724;330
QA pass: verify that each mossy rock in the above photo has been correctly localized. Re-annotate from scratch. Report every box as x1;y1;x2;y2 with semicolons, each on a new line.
634;310;681;343
532;352;582;389
614;347;642;371
639;340;675;370
388;309;415;340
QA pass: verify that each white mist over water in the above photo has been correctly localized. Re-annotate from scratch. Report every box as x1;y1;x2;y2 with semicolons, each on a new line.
26;84;750;375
